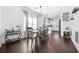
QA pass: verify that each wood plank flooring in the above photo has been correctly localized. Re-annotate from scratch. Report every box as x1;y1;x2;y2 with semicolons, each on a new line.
0;32;78;53
38;32;77;53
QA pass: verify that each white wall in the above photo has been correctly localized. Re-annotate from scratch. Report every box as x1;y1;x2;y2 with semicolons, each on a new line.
71;11;79;52
1;6;24;30
0;6;24;44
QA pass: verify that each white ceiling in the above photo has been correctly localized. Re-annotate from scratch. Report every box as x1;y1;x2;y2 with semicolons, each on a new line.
26;6;75;19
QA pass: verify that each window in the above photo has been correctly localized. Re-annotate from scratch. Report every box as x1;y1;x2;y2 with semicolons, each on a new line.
28;14;33;27
28;14;37;30
32;16;37;30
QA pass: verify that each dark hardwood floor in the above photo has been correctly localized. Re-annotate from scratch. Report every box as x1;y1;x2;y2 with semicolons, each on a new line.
38;32;77;53
0;32;78;53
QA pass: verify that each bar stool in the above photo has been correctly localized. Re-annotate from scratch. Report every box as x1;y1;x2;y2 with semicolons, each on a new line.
28;27;41;52
32;30;38;52
27;27;33;52
34;28;43;52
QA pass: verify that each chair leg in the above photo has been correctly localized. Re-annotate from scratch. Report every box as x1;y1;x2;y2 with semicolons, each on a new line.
27;39;29;52
31;39;33;53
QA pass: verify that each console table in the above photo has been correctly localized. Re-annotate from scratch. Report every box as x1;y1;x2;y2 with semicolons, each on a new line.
5;30;22;44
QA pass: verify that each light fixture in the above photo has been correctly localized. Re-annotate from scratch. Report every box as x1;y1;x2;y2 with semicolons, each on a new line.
40;6;42;8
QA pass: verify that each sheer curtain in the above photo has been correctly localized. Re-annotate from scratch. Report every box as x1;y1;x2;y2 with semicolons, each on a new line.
23;10;28;31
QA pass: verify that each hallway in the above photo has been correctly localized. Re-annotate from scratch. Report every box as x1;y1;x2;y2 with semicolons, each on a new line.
0;32;77;53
